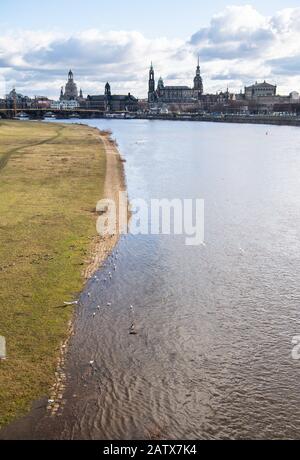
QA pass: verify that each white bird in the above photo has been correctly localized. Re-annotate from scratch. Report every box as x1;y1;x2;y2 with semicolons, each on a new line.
107;302;112;307
97;306;100;311
89;361;94;366
93;313;96;318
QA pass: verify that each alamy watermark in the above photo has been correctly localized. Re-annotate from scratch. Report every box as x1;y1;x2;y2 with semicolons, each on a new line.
0;75;6;100
292;336;300;360
96;192;205;246
0;336;6;360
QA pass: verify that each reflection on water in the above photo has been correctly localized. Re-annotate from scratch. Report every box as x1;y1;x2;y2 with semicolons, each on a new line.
3;120;300;439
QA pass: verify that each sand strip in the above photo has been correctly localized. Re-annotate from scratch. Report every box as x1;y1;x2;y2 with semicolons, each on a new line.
83;129;127;280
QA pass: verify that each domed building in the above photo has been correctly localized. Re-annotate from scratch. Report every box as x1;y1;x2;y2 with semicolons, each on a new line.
60;70;82;101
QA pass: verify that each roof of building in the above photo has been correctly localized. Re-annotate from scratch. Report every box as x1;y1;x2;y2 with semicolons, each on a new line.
246;81;276;89
88;94;137;101
164;86;191;90
87;95;106;100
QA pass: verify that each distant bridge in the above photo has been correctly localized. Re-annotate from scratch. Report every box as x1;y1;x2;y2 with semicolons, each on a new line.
0;108;106;119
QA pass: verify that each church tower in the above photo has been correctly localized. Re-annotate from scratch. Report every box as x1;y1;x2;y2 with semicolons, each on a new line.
148;62;156;103
194;57;203;94
105;82;111;97
105;82;112;112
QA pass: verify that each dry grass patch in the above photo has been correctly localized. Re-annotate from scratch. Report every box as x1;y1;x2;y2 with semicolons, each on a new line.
0;121;106;427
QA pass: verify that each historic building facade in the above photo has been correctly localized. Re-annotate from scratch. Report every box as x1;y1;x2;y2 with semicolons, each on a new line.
5;89;31;109
60;70;83;101
87;82;139;112
148;59;203;104
245;81;277;99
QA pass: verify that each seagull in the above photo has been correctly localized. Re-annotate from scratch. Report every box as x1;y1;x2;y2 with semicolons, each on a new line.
89;361;94;366
107;302;112;307
130;324;138;336
97;306;100;311
93;313;96;318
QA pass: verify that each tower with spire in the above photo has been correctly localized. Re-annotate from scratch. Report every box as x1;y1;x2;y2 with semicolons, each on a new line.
194;57;203;94
105;82;111;97
104;82;112;111
148;62;156;103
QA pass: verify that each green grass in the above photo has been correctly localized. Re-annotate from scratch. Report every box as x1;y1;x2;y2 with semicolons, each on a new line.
0;120;106;428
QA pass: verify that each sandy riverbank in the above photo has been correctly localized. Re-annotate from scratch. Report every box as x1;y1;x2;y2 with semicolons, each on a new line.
83;129;126;280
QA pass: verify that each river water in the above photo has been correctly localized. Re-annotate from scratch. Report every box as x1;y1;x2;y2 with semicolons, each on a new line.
3;119;300;440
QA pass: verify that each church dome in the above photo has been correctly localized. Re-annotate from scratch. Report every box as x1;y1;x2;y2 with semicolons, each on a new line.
158;77;164;90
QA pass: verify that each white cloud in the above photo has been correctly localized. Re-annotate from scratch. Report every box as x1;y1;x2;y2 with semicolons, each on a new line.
0;6;300;99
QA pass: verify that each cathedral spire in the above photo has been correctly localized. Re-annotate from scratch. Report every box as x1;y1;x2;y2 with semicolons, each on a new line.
105;82;111;97
194;57;203;94
196;56;200;76
148;62;156;102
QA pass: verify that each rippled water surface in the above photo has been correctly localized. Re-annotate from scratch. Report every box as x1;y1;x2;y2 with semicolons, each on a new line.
3;120;300;439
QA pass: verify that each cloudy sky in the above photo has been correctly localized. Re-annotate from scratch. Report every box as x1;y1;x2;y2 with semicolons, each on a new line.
1;0;300;99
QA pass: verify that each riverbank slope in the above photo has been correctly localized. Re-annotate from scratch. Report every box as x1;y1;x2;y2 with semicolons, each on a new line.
0;120;124;428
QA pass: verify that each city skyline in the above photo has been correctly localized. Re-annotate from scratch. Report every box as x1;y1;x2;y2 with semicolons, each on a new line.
1;2;300;99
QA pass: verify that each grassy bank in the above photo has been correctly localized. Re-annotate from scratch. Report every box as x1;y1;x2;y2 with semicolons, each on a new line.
0;120;106;428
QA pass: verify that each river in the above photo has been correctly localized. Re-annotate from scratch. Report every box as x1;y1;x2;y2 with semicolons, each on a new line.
2;119;300;440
